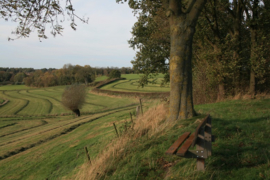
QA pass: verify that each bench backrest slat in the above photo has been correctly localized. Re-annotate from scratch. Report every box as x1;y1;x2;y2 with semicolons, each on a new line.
191;114;210;147
176;132;195;156
165;132;191;155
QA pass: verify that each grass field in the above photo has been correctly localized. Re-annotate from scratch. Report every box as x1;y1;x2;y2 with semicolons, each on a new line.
1;83;269;180
0;86;137;116
96;74;170;92
0;85;140;179
76;98;270;180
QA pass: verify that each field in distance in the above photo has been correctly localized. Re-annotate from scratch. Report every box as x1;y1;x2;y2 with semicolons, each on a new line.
95;73;170;92
0;85;139;179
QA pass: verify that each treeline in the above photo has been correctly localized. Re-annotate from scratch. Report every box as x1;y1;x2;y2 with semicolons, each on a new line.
0;67;55;85
129;0;270;103
0;65;134;87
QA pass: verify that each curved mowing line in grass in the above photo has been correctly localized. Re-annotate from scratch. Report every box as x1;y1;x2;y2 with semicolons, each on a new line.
30;90;106;113
0;116;94;147
0;123;17;129
0;100;9;107
120;79;169;89
17;90;51;115
5;91;30;115
84;102;107;108
0;91;22;115
23;90;53;114
100;79;170;92
26;90;54;113
27;90;67;114
0;103;137;146
0;120;48;138
0;106;136;161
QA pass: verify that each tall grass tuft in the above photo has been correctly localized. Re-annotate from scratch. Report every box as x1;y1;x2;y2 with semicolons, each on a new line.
76;103;172;180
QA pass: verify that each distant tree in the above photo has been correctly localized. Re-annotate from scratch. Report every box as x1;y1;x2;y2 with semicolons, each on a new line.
3;72;12;81
108;70;121;79
61;84;86;117
0;71;4;82
74;65;95;85
14;72;26;84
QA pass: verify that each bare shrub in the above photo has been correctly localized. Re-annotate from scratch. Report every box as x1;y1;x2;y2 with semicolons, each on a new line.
62;84;86;117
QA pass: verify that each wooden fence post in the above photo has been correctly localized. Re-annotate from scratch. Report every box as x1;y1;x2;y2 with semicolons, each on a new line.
84;146;91;164
139;98;143;115
113;123;119;137
136;106;141;116
130;112;133;123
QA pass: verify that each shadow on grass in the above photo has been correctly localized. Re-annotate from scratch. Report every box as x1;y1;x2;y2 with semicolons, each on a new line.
208;116;270;172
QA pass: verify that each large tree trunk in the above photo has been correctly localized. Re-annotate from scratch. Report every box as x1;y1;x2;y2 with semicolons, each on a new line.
167;0;206;121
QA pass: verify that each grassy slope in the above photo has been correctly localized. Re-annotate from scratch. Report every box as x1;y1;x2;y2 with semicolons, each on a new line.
77;98;270;180
0;83;269;180
0;109;137;180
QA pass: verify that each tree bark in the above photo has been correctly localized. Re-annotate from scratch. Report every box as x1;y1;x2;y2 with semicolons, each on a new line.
167;0;206;121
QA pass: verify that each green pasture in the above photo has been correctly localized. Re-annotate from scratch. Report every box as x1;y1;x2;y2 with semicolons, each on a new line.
94;74;145;81
0;84;140;179
97;74;170;92
0;82;269;180
0;107;138;180
95;73;165;81
0;86;137;116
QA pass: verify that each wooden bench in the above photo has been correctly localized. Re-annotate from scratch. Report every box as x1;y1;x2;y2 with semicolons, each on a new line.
165;114;214;171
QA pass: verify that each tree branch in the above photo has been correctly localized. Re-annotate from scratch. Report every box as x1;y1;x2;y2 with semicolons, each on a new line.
168;0;182;17
204;35;215;49
240;0;251;20
188;0;207;24
185;0;196;14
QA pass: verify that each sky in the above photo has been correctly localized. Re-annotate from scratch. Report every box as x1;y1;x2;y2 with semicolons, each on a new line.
0;1;138;69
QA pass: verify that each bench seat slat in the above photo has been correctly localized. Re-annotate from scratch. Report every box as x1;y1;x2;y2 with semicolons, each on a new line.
165;132;191;155
176;132;195;156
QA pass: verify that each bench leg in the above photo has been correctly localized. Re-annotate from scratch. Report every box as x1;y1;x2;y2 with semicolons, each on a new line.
196;128;205;171
197;158;205;171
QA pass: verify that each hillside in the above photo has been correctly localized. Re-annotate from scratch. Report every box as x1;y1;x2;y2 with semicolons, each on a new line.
77;98;270;180
0;81;269;180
